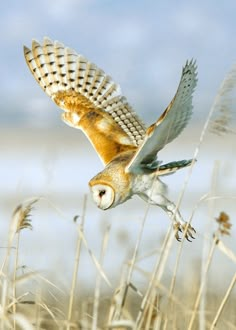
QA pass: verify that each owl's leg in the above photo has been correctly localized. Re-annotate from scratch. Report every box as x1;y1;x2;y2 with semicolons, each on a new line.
161;198;196;241
147;194;196;241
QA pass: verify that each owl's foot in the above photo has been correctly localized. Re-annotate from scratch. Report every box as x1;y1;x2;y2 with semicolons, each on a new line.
173;222;196;242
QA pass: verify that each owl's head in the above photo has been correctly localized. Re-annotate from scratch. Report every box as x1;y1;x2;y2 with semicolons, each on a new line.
89;182;115;210
89;164;131;210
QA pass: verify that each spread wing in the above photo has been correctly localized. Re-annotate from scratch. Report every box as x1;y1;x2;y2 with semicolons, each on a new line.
126;60;197;173
23;37;146;165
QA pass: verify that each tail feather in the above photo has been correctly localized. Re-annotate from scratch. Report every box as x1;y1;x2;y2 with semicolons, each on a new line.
156;159;194;176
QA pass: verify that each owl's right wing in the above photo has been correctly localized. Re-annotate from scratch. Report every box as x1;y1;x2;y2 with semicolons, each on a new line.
24;37;146;165
126;60;197;173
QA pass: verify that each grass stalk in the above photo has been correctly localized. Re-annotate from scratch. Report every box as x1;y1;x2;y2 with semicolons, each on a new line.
117;201;151;320
66;195;87;329
12;232;21;330
210;272;236;329
135;226;174;329
199;161;219;330
92;224;111;329
187;234;218;329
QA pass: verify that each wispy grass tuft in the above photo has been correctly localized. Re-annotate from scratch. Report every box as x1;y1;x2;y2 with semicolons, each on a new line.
209;62;236;136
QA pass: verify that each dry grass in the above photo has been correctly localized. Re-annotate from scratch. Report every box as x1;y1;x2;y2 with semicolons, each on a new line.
1;63;236;329
0;193;235;329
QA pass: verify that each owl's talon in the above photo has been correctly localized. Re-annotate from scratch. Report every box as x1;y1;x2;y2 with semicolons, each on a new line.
192;227;196;234
174;222;196;242
189;232;195;239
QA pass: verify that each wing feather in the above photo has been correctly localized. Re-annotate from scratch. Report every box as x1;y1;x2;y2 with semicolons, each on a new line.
126;60;198;173
24;37;146;163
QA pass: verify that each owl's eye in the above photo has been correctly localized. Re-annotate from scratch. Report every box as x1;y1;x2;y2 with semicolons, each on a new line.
99;190;106;197
90;183;115;210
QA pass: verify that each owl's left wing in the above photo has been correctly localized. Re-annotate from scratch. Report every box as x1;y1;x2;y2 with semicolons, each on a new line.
126;60;197;173
23;37;146;165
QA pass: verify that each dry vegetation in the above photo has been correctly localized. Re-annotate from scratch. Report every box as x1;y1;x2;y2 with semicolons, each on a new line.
0;192;235;330
1;64;236;329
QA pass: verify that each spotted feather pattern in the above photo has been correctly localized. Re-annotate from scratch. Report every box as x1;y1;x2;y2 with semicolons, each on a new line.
24;37;146;146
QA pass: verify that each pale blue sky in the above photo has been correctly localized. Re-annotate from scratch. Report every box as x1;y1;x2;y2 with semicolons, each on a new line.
1;0;236;127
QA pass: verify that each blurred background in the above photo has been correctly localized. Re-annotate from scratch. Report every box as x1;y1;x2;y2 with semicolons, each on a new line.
0;0;236;292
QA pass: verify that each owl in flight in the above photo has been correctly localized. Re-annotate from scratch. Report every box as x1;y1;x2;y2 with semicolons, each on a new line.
24;37;197;241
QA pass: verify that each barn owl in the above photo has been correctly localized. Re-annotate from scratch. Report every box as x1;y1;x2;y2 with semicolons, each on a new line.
24;37;197;241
